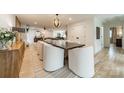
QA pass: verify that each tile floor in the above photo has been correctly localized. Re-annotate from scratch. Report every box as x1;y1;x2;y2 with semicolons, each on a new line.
19;44;124;78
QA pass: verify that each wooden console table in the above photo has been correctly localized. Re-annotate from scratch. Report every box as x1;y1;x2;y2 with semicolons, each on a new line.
0;42;25;78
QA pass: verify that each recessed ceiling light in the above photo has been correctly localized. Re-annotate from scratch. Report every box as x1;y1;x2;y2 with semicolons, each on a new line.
69;17;72;21
34;22;37;25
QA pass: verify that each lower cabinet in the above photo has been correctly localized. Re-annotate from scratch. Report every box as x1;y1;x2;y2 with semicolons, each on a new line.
0;42;25;78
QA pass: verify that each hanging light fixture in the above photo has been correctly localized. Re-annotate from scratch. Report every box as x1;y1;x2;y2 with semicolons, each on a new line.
54;14;60;28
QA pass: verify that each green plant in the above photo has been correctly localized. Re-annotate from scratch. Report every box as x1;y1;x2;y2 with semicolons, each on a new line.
0;31;15;47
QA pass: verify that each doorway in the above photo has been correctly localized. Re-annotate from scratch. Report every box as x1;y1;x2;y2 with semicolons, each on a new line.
109;26;123;47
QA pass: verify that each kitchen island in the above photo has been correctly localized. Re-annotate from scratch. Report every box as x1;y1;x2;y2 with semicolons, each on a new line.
0;42;25;78
43;40;94;77
42;40;85;71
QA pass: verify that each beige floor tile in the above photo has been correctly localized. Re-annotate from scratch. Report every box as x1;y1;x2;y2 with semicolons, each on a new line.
20;44;124;78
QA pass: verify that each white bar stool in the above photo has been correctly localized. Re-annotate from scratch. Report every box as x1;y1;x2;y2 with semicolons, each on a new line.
68;46;95;78
43;43;64;71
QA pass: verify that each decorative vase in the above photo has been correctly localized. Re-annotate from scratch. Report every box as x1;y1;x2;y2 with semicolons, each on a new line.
1;41;7;49
6;40;13;49
2;44;7;49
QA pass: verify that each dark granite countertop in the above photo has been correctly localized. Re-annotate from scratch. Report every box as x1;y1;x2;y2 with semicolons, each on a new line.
43;40;85;50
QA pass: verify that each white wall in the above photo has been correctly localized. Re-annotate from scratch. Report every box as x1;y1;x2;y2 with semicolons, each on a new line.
43;30;53;38
94;17;104;54
26;29;36;44
122;25;124;49
67;19;94;46
103;25;110;47
67;22;85;44
67;18;104;54
0;14;15;28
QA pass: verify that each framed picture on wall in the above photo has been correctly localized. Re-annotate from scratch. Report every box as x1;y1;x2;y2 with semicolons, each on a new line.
96;27;100;39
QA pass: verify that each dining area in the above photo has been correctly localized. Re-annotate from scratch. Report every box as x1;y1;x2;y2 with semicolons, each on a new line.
36;39;95;78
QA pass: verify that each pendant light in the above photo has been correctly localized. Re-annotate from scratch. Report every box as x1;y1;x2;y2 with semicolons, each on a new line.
54;14;60;28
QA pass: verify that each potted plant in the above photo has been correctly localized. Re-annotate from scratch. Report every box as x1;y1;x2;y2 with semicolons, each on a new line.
0;30;15;49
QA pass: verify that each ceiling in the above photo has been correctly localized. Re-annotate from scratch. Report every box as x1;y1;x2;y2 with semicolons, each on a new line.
103;15;124;25
16;14;123;28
